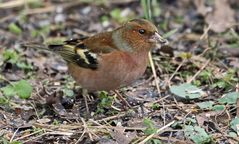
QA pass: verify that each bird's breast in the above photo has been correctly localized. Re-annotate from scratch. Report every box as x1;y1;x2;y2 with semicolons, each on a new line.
68;51;148;91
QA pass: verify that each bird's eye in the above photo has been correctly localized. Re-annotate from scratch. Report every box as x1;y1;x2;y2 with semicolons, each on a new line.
138;29;146;34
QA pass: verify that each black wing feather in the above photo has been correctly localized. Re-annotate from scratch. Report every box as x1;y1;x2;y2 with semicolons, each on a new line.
48;38;98;70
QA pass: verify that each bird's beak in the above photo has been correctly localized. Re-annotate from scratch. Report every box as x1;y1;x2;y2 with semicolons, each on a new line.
149;32;168;45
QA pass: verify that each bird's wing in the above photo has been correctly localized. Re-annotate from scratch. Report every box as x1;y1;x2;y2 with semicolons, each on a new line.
47;32;118;70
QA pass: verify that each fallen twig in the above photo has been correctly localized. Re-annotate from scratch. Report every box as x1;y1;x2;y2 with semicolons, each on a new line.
149;52;161;96
187;59;210;83
138;120;175;144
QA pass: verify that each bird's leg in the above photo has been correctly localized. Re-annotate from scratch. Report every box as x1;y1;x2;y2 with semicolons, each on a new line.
82;89;90;116
113;90;131;108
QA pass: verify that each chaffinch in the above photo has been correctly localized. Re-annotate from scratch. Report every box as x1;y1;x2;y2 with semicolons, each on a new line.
23;19;167;107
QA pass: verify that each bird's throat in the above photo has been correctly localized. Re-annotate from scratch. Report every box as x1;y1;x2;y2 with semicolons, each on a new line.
112;30;134;52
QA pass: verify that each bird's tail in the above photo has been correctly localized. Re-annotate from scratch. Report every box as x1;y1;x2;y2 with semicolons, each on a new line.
22;41;98;69
21;42;88;67
21;42;64;52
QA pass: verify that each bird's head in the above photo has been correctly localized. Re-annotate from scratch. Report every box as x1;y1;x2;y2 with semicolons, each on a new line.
112;19;168;53
123;19;167;50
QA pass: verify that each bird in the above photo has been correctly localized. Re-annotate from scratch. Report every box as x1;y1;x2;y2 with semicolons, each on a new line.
23;19;167;108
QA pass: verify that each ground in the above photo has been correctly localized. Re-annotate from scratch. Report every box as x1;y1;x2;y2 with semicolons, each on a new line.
0;0;239;144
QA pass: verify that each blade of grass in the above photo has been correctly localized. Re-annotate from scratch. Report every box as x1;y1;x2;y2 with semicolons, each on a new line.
163;28;178;38
141;0;161;96
141;0;152;20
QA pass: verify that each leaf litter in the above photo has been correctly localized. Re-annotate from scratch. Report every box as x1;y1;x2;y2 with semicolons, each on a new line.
0;0;239;143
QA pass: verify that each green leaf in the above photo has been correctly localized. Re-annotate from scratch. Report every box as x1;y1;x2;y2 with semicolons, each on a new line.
0;137;9;144
152;103;160;110
53;119;60;125
188;117;197;123
199;70;212;80
13;80;32;99
143;118;157;135
63;89;74;97
212;81;227;89
110;8;121;19
10;141;22;144
196;101;214;109
0;80;32;99
228;132;237;137
0;96;8;104
16;62;33;70
31;25;51;38
184;125;211;144
28;0;44;8
230;117;239;134
100;15;110;27
96;91;113;113
218;92;239;104
3;49;19;64
110;8;130;23
99;91;112;107
1;85;16;97
152;0;161;17
8;23;22;35
170;83;204;99
180;52;192;59
0;137;23;144
212;105;225;111
45;37;65;45
146;138;162;144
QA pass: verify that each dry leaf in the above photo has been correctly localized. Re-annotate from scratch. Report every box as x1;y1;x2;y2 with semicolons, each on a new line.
205;0;235;33
194;0;210;16
219;47;239;57
110;125;137;144
37;118;51;124
196;113;209;127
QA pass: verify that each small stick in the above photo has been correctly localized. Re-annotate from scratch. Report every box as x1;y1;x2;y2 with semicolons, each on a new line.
22;132;49;143
10;128;19;142
138;120;175;144
148;52;161;96
167;59;186;87
82;89;90;116
200;24;212;40
113;90;131;108
187;59;210;83
236;96;239;117
96;112;127;122
14;129;44;141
